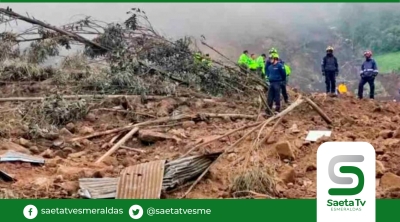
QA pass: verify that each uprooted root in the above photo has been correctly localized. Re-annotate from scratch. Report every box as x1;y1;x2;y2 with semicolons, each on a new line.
229;166;278;198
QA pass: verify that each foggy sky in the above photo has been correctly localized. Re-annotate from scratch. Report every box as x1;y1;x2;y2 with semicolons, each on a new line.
0;3;352;65
1;3;331;39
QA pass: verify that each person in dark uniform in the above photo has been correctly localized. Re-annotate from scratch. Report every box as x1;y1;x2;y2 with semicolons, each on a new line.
358;50;378;99
321;46;339;96
265;53;286;115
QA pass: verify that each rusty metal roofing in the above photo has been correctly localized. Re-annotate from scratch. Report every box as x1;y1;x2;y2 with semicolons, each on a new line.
0;150;44;164
162;152;221;191
78;178;118;199
116;159;166;199
77;153;221;199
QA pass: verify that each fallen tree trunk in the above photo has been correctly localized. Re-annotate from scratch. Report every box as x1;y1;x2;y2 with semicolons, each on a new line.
0;8;109;51
70;125;134;142
259;115;284;145
181;121;261;158
70;113;256;142
304;97;332;125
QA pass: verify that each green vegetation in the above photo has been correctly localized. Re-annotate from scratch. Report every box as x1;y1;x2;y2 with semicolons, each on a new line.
374;52;400;74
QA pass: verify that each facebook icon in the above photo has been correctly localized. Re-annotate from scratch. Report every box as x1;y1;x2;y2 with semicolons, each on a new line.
23;205;38;219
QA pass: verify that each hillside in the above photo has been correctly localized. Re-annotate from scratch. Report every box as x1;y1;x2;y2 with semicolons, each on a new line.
1;6;400;200
0;80;400;199
375;52;400;74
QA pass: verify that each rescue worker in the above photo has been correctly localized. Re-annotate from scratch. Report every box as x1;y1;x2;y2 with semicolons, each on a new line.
194;51;203;63
256;54;266;78
265;48;278;70
249;54;258;72
321;46;339;96
202;54;212;66
266;52;290;104
358;50;378;99
269;47;278;55
266;53;286;115
280;56;291;104
238;50;251;72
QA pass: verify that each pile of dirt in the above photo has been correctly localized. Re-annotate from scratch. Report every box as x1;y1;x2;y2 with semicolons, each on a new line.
0;84;399;199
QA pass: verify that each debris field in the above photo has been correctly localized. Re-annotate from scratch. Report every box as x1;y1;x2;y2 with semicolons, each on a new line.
0;7;400;200
0;87;399;199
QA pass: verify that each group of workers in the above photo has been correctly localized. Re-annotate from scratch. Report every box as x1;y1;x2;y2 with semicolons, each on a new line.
321;46;378;100
237;48;292;115
194;45;379;116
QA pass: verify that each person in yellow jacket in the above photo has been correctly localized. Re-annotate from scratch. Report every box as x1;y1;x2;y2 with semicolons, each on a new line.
238;50;251;72
249;54;258;72
284;62;291;83
202;54;212;67
256;54;266;78
194;51;203;63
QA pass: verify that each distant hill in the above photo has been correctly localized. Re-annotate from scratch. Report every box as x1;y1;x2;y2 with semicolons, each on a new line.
375;52;400;74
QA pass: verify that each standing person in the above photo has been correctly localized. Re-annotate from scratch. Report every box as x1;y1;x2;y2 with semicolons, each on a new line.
358;50;378;99
238;50;251;72
256;54;266;78
265;53;286;115
321;46;339;96
194;51;203;64
266;51;290;104
265;48;278;71
249;54;258;73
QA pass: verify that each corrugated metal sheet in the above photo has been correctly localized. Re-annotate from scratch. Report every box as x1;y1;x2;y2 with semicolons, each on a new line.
0;150;44;164
162;152;221;191
78;178;118;199
116;160;166;199
77;152;221;199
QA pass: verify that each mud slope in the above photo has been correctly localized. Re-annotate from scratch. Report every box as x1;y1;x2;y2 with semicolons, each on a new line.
0;88;400;199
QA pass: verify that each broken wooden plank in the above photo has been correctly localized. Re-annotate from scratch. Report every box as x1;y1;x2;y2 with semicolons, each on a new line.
95;127;139;163
116;160;166;199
